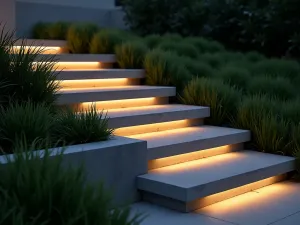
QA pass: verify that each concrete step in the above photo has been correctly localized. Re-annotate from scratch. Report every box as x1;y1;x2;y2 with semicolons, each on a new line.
57;69;145;88
128;126;250;160
56;86;176;105
137;151;295;212
107;104;210;129
13;39;66;54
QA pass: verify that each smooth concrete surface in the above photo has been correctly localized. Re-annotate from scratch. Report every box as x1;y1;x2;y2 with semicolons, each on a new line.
0;0;16;35
36;54;116;62
0;136;148;206
137;151;295;202
107;105;210;129
57;69;145;80
16;1;126;38
129;126;250;160
131;181;300;225
57;86;176;104
15;39;66;46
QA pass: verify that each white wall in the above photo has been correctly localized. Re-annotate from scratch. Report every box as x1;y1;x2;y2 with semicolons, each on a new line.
17;0;116;9
0;0;16;35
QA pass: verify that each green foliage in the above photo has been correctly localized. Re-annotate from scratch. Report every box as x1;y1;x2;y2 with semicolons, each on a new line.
158;41;199;58
53;105;113;145
181;77;240;125
234;95;290;154
244;51;266;63
182;57;214;78
66;23;99;53
48;21;71;40
115;41;148;69
199;53;225;69
185;37;225;53
251;59;300;80
31;22;51;39
0;102;54;152
144;34;162;48
216;66;251;89
144;49;191;91
0;141;144;225
247;76;296;100
0;32;59;107
90;29;126;54
280;100;300;125
162;33;183;42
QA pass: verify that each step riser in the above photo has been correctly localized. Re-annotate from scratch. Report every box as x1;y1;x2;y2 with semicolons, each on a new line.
56;87;176;105
147;130;250;160
108;107;209;130
137;159;295;203
148;143;243;170
12;46;63;54
58;78;140;89
64;97;169;111
116;119;204;136
53;62;110;70
141;173;289;213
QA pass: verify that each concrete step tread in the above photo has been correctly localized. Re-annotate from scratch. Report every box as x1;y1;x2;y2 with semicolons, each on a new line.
128;126;250;159
57;69;145;80
137;150;295;201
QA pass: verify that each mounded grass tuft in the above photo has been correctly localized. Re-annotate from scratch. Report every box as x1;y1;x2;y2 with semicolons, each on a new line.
216;66;251;89
247;76;296;100
90;29;126;54
115;40;148;69
244;51;266;63
162;33;182;42
48;21;72;40
53;105;113;145
66;23;99;53
182;57;214;78
158;41;199;58
31;22;51;39
180;77;241;125
233;95;290;154
144;34;162;48
0;102;54;152
280;99;300;125
198;53;225;69
144;49;191;91
185;37;225;53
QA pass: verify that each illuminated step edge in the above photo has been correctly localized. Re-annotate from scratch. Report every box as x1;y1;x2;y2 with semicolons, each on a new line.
137;151;295;212
128;126;250;160
14;39;66;47
107;105;209;130
56;86;176;105
35;54;116;62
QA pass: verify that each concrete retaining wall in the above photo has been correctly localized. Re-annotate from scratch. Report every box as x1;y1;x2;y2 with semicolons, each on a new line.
0;136;148;206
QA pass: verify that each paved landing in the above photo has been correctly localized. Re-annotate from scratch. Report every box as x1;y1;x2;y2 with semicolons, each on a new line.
131;181;300;225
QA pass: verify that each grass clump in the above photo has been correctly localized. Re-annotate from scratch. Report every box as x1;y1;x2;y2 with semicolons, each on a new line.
162;33;182;42
90;29;126;54
247;76;296;100
185;37;225;53
144;49;191;91
234;95;289;154
0;141;144;225
251;59;300;80
53;105;113;145
67;23;99;53
158;41;199;59
48;21;71;40
182;57;214;78
31;22;51;39
244;51;266;63
280;100;300;125
144;34;162;48
0;102;54;153
115;41;148;69
198;53;225;69
216;66;251;89
181;77;240;125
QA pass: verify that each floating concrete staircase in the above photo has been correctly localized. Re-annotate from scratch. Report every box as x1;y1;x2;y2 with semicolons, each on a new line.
16;40;296;213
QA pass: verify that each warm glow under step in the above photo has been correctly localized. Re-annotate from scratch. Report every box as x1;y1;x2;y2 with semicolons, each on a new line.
56;86;176;105
137;151;295;212
128;126;250;160
107;104;210;129
36;54;116;62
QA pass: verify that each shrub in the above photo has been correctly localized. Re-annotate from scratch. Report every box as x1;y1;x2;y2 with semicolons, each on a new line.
250;59;300;80
66;23;99;53
234;95;290;154
185;37;225;53
216;66;251;89
90;29;126;54
247;76;296;100
162;33;183;42
0;102;54;153
115;41;148;69
31;22;51;39
144;34;162;48
180;77;240;125
48;21;71;40
199;53;225;69
0;141;144;225
53;105;113;145
158;41;199;58
144;49;191;91
244;51;266;63
182;57;214;78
